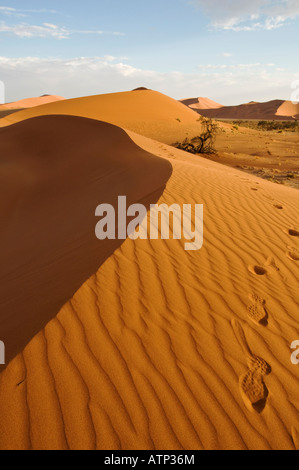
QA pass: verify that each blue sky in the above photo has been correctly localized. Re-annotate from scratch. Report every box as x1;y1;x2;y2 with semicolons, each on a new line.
0;0;298;104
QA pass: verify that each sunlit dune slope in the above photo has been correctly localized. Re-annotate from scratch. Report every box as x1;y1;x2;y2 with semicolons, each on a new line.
180;97;223;110
277;101;299;119
0;128;298;450
0;90;203;144
0;115;172;366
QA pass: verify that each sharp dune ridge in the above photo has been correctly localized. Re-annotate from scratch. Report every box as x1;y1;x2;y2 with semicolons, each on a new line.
0;89;298;450
0;114;172;366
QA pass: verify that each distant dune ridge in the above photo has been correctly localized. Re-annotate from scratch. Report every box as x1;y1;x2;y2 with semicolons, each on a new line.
0;95;65;110
181;97;299;120
0;89;204;144
0;89;299;450
132;87;150;91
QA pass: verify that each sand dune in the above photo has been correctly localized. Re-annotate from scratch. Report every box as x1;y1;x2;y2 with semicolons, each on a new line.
0;95;64;110
182;99;299;121
0;115;171;366
277;101;299;119
0;119;298;449
0;90;203;144
180;97;223;110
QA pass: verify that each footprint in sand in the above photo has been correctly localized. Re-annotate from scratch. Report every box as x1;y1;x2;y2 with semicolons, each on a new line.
288;229;299;237
264;257;280;273
247;295;268;326
249;265;267;276
248;257;279;277
231;319;271;413
287;248;299;261
239;370;268;413
246;355;271;376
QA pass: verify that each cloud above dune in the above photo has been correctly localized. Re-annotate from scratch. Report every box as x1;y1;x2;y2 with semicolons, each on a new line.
0;55;298;105
193;0;299;30
0;21;124;39
0;22;70;39
0;5;123;39
0;6;61;18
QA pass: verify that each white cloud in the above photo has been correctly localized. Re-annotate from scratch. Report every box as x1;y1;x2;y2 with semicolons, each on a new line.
0;6;26;18
0;6;123;38
0;22;69;39
0;56;298;105
0;6;60;18
223;53;233;57
198;63;273;70
193;0;299;30
0;21;124;39
0;7;16;13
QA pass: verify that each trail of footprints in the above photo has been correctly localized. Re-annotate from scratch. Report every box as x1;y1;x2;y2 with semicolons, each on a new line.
231;319;271;413
235;223;298;413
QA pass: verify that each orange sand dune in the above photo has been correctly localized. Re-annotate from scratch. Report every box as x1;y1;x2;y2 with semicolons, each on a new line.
0;121;298;449
0;95;65;110
0;115;171;366
180;97;223;110
183;99;299;121
277;101;299;119
0;90;203;144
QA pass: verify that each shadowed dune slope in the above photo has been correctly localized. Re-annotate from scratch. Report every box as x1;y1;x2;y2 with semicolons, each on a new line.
0;90;203;144
0;109;24;119
0;95;65;110
0;130;298;450
0;115;172;366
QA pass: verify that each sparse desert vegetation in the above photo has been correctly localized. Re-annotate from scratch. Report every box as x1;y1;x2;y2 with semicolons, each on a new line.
217;119;299;133
174;116;219;154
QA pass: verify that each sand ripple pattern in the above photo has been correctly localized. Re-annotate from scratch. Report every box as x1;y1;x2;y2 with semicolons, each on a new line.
0;135;299;450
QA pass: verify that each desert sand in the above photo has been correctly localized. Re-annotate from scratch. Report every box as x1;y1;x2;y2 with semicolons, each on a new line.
182;98;299;121
213;125;299;189
0;90;299;450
